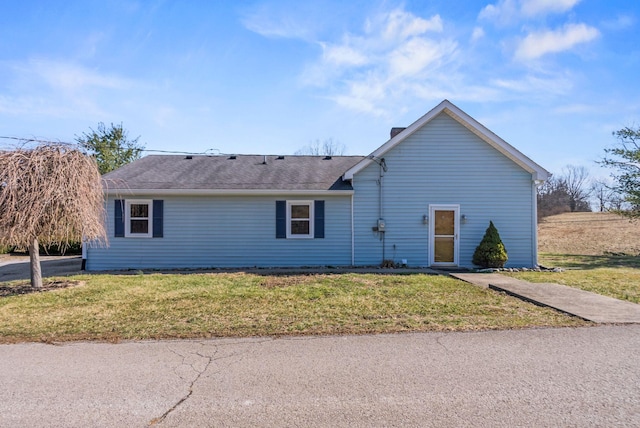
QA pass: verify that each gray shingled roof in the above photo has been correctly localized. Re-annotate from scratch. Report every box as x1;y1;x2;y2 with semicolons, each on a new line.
103;155;365;191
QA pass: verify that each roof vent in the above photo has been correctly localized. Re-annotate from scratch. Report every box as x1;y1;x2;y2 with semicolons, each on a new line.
185;155;193;160
324;156;332;160
277;155;285;160
390;127;406;139
262;155;267;165
228;155;236;160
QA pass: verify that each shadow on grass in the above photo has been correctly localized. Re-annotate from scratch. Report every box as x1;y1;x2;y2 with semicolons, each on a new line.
540;253;640;270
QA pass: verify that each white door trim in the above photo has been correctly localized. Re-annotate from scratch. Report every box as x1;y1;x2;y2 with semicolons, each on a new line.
429;204;460;267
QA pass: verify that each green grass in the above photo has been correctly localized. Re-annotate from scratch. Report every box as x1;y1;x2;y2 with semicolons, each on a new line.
538;253;640;270
0;272;586;343
506;253;640;304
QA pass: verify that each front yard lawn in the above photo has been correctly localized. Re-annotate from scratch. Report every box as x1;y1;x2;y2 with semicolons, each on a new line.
0;272;587;343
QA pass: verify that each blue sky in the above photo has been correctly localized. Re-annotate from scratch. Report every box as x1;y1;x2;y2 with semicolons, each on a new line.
0;0;638;178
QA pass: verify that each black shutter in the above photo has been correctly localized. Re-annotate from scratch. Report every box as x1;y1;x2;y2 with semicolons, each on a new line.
276;200;286;239
314;200;325;239
114;199;124;237
153;200;164;238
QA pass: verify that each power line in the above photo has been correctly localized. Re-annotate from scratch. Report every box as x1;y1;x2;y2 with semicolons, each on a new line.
0;136;221;156
0;135;74;145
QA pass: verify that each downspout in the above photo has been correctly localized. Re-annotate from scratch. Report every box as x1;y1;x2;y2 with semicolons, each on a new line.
532;179;544;267
81;239;87;270
378;159;387;263
351;193;354;266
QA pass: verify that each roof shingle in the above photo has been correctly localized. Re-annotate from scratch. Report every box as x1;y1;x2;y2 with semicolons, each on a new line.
103;155;365;192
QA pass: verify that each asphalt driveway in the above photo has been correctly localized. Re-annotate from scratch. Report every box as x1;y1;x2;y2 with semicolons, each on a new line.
0;255;83;282
1;325;639;427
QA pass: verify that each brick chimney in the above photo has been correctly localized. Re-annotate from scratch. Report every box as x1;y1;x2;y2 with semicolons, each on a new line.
390;127;406;138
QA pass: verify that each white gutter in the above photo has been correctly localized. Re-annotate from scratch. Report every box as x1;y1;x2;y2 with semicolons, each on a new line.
104;188;354;197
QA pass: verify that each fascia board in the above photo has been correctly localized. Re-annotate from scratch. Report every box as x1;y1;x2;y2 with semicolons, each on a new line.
104;188;354;197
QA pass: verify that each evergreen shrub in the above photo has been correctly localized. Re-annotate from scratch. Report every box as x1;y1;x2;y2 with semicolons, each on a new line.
472;221;508;268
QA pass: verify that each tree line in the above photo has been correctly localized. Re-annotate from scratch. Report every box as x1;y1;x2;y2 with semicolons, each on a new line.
537;126;640;220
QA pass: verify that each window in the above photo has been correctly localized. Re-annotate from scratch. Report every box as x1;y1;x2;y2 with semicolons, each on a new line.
276;200;324;239
286;200;314;238
125;200;152;238
115;199;163;238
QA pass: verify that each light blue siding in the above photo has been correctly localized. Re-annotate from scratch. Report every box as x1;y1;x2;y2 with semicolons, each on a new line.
353;112;536;268
87;194;352;270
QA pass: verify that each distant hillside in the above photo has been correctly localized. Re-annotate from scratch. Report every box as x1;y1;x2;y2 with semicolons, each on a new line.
538;212;640;256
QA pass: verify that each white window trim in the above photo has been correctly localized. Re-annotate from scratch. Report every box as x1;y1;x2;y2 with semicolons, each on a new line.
125;199;153;238
286;200;314;239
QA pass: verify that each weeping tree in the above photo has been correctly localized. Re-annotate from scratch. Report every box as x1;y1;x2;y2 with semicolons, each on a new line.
0;144;107;288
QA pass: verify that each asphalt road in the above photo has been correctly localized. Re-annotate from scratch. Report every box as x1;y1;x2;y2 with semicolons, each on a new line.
1;325;639;427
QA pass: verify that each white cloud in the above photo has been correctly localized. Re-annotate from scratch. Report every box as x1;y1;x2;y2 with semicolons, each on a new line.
479;0;519;25
330;79;388;116
515;23;600;60
479;0;582;24
601;14;636;31
492;73;573;96
249;4;596;116
521;0;582;17
25;59;130;91
471;27;485;42
553;103;597;114
240;3;323;41
241;5;312;40
297;8;457;115
388;38;457;78
379;10;443;41
321;43;369;67
0;58;135;119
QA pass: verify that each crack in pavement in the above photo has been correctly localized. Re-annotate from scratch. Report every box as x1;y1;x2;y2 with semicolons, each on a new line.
148;339;269;426
435;335;451;353
148;344;213;426
147;336;316;425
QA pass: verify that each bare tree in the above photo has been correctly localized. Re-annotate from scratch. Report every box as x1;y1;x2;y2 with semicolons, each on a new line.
537;176;571;219
537;165;592;220
590;179;615;212
0;144;107;288
295;138;346;156
562;165;591;212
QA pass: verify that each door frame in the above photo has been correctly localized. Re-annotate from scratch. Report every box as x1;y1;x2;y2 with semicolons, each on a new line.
428;204;460;267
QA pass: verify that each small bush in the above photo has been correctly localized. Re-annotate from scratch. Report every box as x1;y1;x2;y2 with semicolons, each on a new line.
0;245;14;254
473;221;508;268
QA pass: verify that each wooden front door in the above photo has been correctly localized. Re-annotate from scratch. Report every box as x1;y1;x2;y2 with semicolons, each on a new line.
429;205;459;266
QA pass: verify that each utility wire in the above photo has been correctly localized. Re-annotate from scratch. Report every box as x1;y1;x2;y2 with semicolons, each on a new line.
0;136;220;155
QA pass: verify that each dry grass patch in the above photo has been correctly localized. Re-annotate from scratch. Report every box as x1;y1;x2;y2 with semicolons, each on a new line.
506;213;640;303
0;273;587;343
538;212;640;256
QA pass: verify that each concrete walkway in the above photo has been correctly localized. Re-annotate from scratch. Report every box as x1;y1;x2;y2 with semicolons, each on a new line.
451;272;640;323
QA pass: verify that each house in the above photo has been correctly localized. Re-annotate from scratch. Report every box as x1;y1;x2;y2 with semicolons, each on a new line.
86;100;549;270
